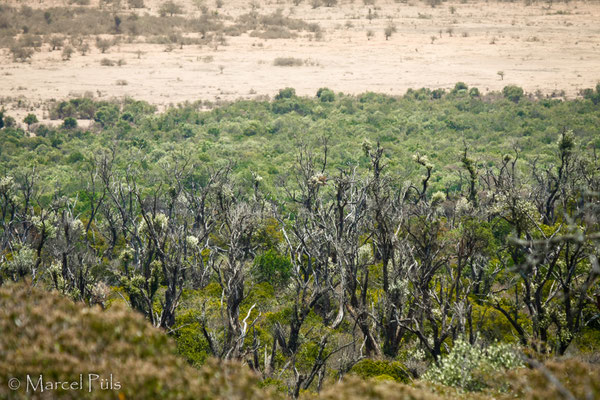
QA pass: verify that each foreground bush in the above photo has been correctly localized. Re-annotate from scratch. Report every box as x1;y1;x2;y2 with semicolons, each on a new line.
0;283;279;400
316;376;440;400
507;358;600;399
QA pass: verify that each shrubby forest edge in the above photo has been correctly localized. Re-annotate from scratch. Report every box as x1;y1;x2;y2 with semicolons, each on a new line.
1;83;600;399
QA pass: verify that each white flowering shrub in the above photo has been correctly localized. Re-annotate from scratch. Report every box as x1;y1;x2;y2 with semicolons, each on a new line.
138;213;169;236
2;246;35;279
358;244;372;265
0;175;15;193
491;194;539;230
69;218;85;236
423;339;522;391
186;235;199;248
30;213;58;239
309;172;327;186
431;191;446;205
455;197;471;215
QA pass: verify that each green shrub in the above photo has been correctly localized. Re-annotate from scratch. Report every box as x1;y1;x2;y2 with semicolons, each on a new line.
471;303;518;343
23;113;38;129
121;111;135;122
316;88;335;102
3;115;16;128
581;83;600;105
94;105;119;127
243;120;266;136
67;151;84;163
572;328;600;353
271;98;311;115
173;313;212;367
350;359;410;383
502;85;525;103
432;88;445;99
258;378;288;394
275;87;296;100
451;82;468;94
53;101;77;119
251;249;292;287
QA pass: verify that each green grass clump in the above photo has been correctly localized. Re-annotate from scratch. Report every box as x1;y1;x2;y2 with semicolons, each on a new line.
350;359;411;383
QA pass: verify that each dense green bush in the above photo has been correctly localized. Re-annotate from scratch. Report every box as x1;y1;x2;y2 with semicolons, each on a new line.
252;249;292;287
94;105;119;127
350;359;411;383
3;115;16;128
502;85;525;103
316;87;335;102
23;113;38;129
275;87;296;100
451;81;468;95
63;117;78;129
582;83;600;105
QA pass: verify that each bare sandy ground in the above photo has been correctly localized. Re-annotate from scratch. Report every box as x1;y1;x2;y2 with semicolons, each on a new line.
1;0;599;122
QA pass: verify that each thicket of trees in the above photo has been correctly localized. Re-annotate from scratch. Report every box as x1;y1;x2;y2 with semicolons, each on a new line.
1;86;599;397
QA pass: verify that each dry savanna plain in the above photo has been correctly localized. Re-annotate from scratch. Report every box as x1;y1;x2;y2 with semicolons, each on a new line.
1;0;599;123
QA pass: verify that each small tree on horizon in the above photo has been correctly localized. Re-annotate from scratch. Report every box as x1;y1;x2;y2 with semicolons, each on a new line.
96;38;113;54
384;21;397;40
159;1;183;17
23;114;38;131
62;46;74;61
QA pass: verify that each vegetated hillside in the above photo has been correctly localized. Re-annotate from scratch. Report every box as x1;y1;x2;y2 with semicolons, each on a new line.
0;85;600;398
2;84;600;196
